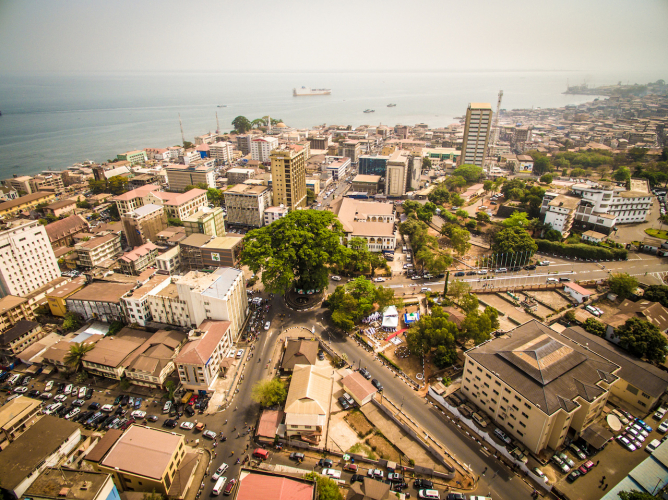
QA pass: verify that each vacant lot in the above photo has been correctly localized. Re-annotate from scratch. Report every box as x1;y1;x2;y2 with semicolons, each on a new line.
529;290;571;310
476;293;535;327
345;410;374;437
366;433;406;462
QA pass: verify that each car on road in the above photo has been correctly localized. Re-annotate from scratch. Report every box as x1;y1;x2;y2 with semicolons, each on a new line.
418;489;440;499
212;463;229;480
322;469;341;479
318;458;334;468
331;276;342;281
538;261;551;266
223;479;237;496
466;271;477;276
113;395;122;405
14;386;27;394
163;419;178;428
524;265;536;270
146;415;159;422
374;278;385;282
494;428;512;444
264;321;271;330
318;351;325;361
477;269;488;275
203;430;217;439
358;368;371;380
454;272;465;277
403;264;413;269
132;410;146;419
532;468;547;483
546;278;559;284
371;379;383;391
411;275;422;280
414;479;433;489
559;277;571;282
289;453;305;461
496;268;507;273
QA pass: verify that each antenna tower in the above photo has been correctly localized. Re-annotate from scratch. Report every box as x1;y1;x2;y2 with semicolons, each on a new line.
486;90;503;172
179;114;186;146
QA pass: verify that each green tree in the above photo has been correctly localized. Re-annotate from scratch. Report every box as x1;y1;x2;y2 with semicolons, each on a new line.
241;210;347;294
232;116;252;133
628;147;648;162
142;490;165;500
306;188;316;204
405;306;459;357
643;285;668;307
64;342;95;372
451;194;465;206
447;280;471;301
492;226;538;255
422;157;432;169
544;229;563;241
445;176;466;191
168;217;183;227
452;164;484;183
88;179;107;194
609;273;639;300
465;219;477;231
502;211;531;228
483;180;494;193
618;491;659;500
617;318;668;363
459;293;479;314
184;185;196;192
251;378;287;406
461;307;496;345
307;474;343;500
476;211;490;223
540;173;554;184
107;175;129;195
455;209;468;219
583;317;606;337
206;188;223;206
613;166;631;182
449;227;471;256
165;380;177;402
433;345;458;369
532;155;552;175
571;168;586;177
62;311;82;331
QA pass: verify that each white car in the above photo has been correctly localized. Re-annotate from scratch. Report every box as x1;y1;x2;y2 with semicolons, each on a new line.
180;421;195;430
546;278;559;284
14;386;28;394
44;402;63;415
477;269;488;275
54;394;68;402
658;421;668;433
538;261;551;266
264;321;270;331
331;276;342;281
78;386;87;398
63;384;73;395
322;469;342;479
374;278;385;282
65;408;80;420
101;404;114;412
131;410;146;419
647;439;661;453
44;380;54;392
212;463;229;480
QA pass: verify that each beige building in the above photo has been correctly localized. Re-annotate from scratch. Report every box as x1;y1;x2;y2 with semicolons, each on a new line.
0;295;35;332
119;242;159;276
175;320;233;391
462;320;619;454
113;184;161;216
0;320;45;357
224;184;272;227
264;205;288;226
165;163;216;191
183;207;226;237
66;282;134;323
121;274;171;327
0;396;42;450
459;102;492;167
209;141;234;164
179;234;244;270
121;203;168;247
0;220;60;298
30;173;65;194
75;233;122;269
385;151;409;197
351;174;382;195
155;246;181;275
339;140;362;163
43;199;76;217
0;191;56;218
5;176;33;194
331;197;396;252
284;364;333;444
226;168;256;185
270;145;307;211
124;329;187;388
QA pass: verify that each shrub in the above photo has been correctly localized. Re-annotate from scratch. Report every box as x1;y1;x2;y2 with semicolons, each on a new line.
536;239;627;260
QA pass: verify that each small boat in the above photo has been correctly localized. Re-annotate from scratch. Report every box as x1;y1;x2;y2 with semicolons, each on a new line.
387;104;396;107
217;105;227;108
363;109;375;113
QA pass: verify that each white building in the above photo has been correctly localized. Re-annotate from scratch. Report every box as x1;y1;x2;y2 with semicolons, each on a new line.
164;163;216;191
0;221;60;298
333;198;396;252
209;141;234;165
223;184;272;228
148;267;247;339
564;283;594;304
326;157;351;180
121;274;171;327
385;151;409;197
155;246;181;275
459;102;492;168
264;206;288;226
251;137;279;163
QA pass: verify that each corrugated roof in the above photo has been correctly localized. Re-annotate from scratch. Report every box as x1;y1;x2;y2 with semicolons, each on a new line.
284;365;332;416
342;371;377;403
236;472;315;500
282;339;318;371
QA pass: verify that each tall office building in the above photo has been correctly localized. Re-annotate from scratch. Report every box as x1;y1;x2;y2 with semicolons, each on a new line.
459;102;492;167
0;220;60;298
270;145;307;211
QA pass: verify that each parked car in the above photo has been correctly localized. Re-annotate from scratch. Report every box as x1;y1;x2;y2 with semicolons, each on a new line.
532;468;548;483
338;396;351;410
371;379;383;392
358;368;371;380
647;439;661;453
180;421;195;430
569;444;587;460
559;453;575;468
494;428;512;445
289;453;305;461
566;470;581;483
322;469;341;479
89;402;100;410
146;415;159;422
551;455;570;473
203;430;217;439
654;407;667;420
331;276;342;281
617;435;637;451
350;474;365;484
318;458;334;468
454;272;465;277
659;420;668;433
163;419;178;428
414;479;433;489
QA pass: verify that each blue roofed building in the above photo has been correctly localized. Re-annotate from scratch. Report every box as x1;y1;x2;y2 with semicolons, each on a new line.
601;438;668;499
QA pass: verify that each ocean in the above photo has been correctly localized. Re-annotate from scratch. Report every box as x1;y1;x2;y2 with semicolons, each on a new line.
0;70;663;178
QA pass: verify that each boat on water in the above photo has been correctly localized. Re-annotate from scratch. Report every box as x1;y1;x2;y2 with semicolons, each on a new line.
293;87;331;96
363;109;375;113
217;105;227;108
387;103;396;107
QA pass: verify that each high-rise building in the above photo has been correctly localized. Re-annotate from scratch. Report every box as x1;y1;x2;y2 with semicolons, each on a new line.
459;102;492;167
270;145;307;211
209;141;234;165
236;135;253;156
0;221;60;298
385;151;409;197
251;136;279;162
224;184;272;228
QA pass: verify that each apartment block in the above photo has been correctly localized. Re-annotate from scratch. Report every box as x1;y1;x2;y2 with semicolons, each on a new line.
175;320;233;391
209;141;234;164
0;191;56;218
251;136;279;162
0;396;42;450
264;206;288;226
75;233;122;269
308;135;331;150
459;102;492;167
121;203;168;247
164;163;216;191
179;234;243;270
236;135;253;155
121;274;171;327
270;145;307;211
339;140;362;163
183;207;226;237
358;154;389;176
119;242;159;276
224;184;272;228
0;320;44;357
0;220;60;298
113;184;161;216
385;151;409;197
571;179;652;224
0;296;35;332
461;320;619;454
155;246;181;275
326;157;350;180
30;173;65;194
117;150;147;165
226;168;256;185
5;176;33;195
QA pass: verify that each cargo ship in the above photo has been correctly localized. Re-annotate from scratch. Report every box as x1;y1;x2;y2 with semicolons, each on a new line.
293;87;331;96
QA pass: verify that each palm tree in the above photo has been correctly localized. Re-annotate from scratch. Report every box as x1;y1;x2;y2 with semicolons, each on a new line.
251;118;265;129
64;342;95;372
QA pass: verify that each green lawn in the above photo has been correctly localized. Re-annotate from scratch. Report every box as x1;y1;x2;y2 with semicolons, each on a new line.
645;228;668;239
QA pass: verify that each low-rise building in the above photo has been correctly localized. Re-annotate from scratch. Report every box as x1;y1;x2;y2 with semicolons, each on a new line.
121;274;171;327
165;163;216;191
121;204;168;247
25;468;119;500
0;296;35;333
175;320;233;391
5;176;33;195
281;338;318;372
43;199;76;218
0;396;42;450
155;246;181;275
284;364;333;444
564;283;594;304
183;207;226;237
326;157;351;180
351;174;382;195
46;277;87;317
581;230;607;244
603;299;668;342
209;141;234;165
75;233;122;269
0;320;44;357
112;184;161;216
226;168;257;185
81;326;152;380
332;197;396;252
235;470;316;500
0;416;82;499
117;150;147;165
124;329;187;388
341;371;377;407
66;282;135;323
224;183;272;228
45;215;89;249
0;186;18;202
264;206;288;226
118;242;159;276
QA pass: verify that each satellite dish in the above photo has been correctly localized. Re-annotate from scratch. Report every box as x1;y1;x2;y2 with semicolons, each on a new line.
607;414;622;432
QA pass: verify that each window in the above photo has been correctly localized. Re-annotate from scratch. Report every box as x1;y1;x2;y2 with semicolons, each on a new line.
495;381;501;386
627;384;639;396
508;423;514;429
493;389;499;396
522;412;529;419
518;431;524;437
524;403;531;410
514;396;521;402
504;388;510;394
642;392;650;399
502;397;508;403
520;422;526;428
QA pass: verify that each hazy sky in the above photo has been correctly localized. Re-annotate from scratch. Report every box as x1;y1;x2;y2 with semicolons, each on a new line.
1;0;667;74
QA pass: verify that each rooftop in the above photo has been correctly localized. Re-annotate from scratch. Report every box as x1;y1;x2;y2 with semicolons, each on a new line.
128;203;164;218
0;191;53;211
68;282;134;304
0;295;27;313
548;195;581;210
100;425;182;480
83;327;153;368
351;221;395;237
236;470;315;500
25;468;113;500
176;320;231;365
0;320;40;346
112;184;160;202
341;371;377;403
225;184;270;195
45;199;76;209
0;396;41;430
352;175;382;184
84;429;123;463
282;339;318;371
46;277;87;299
119;242;159;263
284;364;332;416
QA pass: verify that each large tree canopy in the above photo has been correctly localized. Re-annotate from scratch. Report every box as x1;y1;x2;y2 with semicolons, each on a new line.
617;318;668;363
492;226;538;255
327;278;401;331
241;210;347;294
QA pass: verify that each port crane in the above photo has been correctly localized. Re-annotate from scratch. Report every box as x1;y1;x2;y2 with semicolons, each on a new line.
485;90;503;173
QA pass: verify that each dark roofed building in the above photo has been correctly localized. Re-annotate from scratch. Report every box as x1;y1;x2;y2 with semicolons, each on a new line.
462;320;620;454
65;282;134;323
347;478;390;500
45;214;89;248
603;299;668;342
0;320;44;356
281;338;318;372
25;467;119;500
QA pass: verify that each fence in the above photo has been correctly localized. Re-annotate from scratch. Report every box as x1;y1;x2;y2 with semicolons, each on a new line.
427;388;553;494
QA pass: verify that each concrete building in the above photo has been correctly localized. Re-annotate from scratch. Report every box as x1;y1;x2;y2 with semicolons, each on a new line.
224;184;272;228
236;135;253;156
0;416;82;499
281;338;318;372
75;234;122;269
563;283;594;304
0;320;44;357
179;234;243;270
148;268;247;339
30;173;65;194
326;157;351;180
603;299;668;343
270;146;307;211
462;320;620;454
0;220;60;298
194;132;219;145
459;102;492;167
175;320;233;391
121;204;168;247
0;191;56;218
0;296;35;333
128;173;160;190
118;242;159;276
183;207;226;237
236;470;316;500
46;277;87;317
123;329;187;388
571;179;652;224
284;364;333;444
66;282;135;323
0;186;18;202
351;174;382;195
226;168;256;185
121;274;171;327
385;151;409;197
0;396;43;450
308;135;331;150
45;214;89;249
339;140;362;163
43;199;76;218
155;246;181;275
25;468;120;500
112;184;161;216
358;154;389;176
251;136;279;162
5;175;33;195
144;189;209;221
264;205;288;226
117;150;147;165
209;141;234;165
341;371;377;407
164;163;216;191
332;197;396;252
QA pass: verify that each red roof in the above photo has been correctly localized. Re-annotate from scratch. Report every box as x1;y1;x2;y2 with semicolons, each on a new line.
237;473;314;500
565;283;593;296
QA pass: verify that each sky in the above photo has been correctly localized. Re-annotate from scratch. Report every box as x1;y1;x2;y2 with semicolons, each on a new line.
0;0;667;74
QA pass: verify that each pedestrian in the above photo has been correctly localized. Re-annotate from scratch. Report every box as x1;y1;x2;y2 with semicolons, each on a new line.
603;484;608;491
596;460;600;466
601;475;606;483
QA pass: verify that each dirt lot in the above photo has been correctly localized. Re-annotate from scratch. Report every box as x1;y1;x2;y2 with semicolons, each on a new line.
528;290;571;310
518;293;553;319
381;336;427;382
476;293;536;327
345;410;374;437
366;433;406;462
